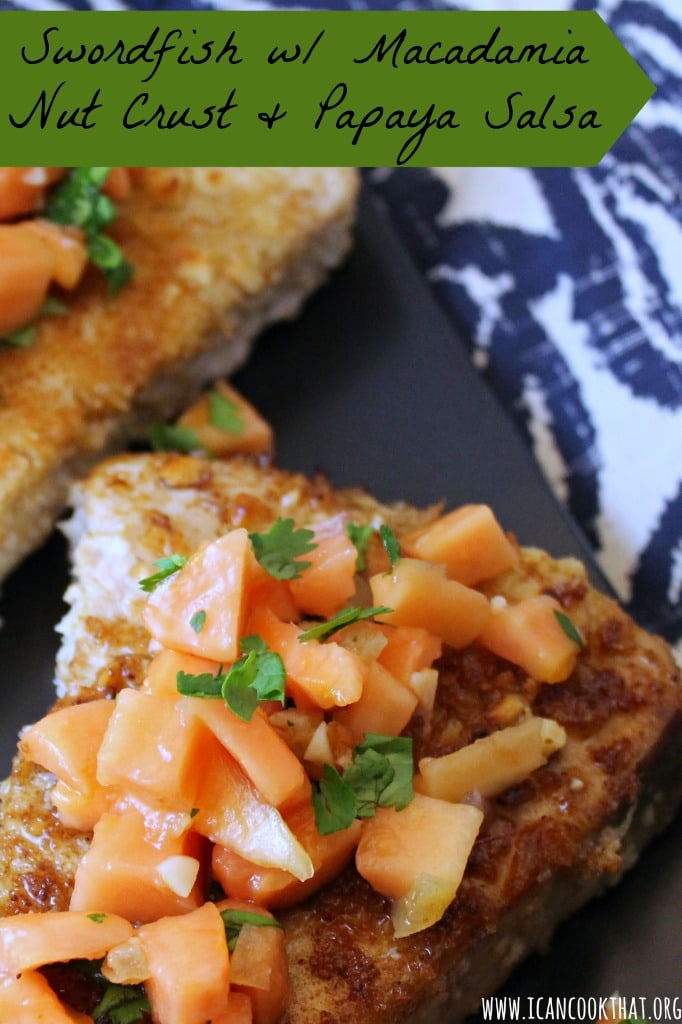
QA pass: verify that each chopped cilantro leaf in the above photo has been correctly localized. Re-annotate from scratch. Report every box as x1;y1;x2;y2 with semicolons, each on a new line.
176;637;285;721
222;643;286;721
312;763;358;835
209;389;245;434
312;734;414;834
149;422;204;454
554;610;584;647
346;521;375;572
220;907;283;953
249;518;316;580
379;524;401;569
176;665;225;698
138;553;187;592
87;912;106;923
44;167;132;293
189;609;206;634
298;605;392;643
355;734;414;812
240;633;268;654
1;323;36;348
93;982;150;1024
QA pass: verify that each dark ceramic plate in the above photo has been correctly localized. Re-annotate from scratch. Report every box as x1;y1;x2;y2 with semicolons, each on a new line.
0;191;679;1017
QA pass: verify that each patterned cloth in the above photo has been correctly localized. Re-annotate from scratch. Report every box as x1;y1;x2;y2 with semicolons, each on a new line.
5;0;681;659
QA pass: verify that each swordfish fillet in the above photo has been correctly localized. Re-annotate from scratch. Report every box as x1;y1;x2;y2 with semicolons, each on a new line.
0;452;681;1024
0;166;358;583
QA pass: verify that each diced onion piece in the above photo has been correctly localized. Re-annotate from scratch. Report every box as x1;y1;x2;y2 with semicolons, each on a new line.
408;667;439;713
303;721;335;765
157;855;201;898
102;936;150;985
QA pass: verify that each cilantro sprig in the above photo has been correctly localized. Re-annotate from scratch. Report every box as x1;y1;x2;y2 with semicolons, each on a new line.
249;518;317;581
70;960;150;1024
298;605;392;643
45;167;132;293
176;635;286;721
220;907;283;952
312;734;414;835
149;422;204;455
554;610;585;647
209;389;245;434
346;521;374;572
379;523;401;569
138;553;187;592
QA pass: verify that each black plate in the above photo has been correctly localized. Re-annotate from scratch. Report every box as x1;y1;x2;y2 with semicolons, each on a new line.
0;190;679;1015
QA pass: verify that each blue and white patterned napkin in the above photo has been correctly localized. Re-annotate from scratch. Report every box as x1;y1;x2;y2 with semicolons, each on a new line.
4;0;681;660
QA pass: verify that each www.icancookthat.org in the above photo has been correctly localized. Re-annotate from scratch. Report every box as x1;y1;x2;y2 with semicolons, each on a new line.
480;995;682;1022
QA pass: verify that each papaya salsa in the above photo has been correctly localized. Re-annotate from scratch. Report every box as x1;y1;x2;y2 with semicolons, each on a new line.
6;501;583;1022
0;166;133;346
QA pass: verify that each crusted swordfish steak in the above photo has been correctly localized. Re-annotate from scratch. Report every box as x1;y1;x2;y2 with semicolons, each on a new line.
0;166;359;584
0;452;680;1023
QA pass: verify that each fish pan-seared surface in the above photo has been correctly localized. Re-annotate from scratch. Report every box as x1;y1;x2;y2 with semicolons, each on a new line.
0;453;679;1023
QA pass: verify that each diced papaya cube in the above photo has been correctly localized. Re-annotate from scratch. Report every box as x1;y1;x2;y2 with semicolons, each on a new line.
0;910;133;979
143;528;252;663
370;558;490;649
25;218;88;289
289;514;357;618
192;741;313;882
138;902;230;1024
143;648;224;698
96;689;208;811
69;811;206;924
478;593;581;683
177;379;274;457
212;800;361;909
217;899;289;1024
185;698;308;810
334;661;418;741
355;795;483;935
51;779;109;832
401;504;518;585
213;991;253;1024
21;699;114;792
247;560;298;621
0;222;55;336
248;606;366;710
376;625;442;686
0;969;94;1023
415;716;567;803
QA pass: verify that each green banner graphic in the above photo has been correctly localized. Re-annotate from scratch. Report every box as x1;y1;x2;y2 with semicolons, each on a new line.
0;10;654;167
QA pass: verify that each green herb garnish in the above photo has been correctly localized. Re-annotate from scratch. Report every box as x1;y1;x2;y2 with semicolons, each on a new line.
209;389;244;434
312;734;414;835
93;983;151;1024
176;636;285;722
312;763;358;835
220;907;283;953
189;609;206;634
380;524;401;569
149;423;204;454
44;167;132;293
249;518;316;580
298;605;392;643
346;521;375;572
138;553;187;592
554;610;584;647
87;912;106;923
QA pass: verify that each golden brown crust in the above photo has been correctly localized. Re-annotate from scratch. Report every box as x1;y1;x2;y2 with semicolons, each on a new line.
0;168;359;581
0;454;679;1023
